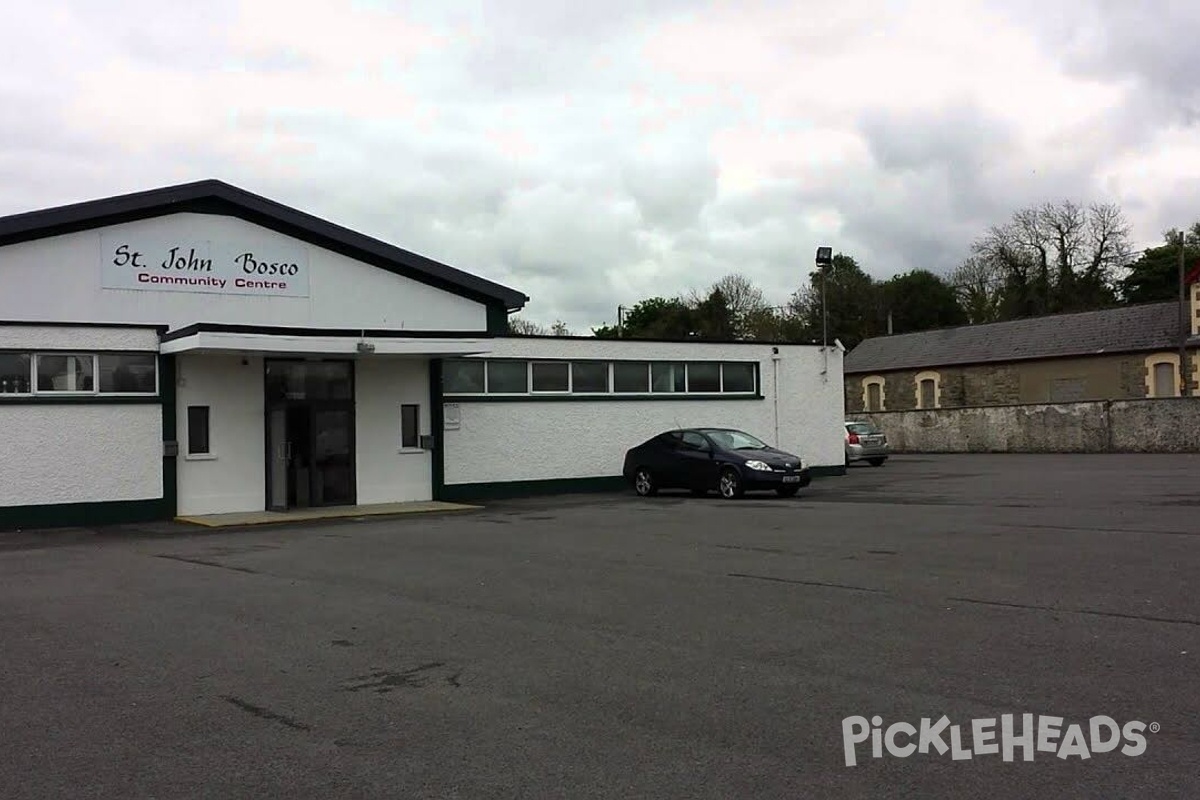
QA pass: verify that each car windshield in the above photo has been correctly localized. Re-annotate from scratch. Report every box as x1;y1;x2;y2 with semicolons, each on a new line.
846;423;877;434
699;429;768;450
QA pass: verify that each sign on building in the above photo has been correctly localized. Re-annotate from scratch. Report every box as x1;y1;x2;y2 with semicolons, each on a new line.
100;235;310;297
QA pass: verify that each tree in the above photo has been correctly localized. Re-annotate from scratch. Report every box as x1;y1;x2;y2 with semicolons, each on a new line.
790;253;879;350
592;296;695;339
876;270;966;334
550;320;571;336
507;316;548;335
948;255;1004;324
1119;223;1200;304
963;200;1131;320
688;274;770;338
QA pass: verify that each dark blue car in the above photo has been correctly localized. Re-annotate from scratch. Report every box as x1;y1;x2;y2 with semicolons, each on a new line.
622;428;811;499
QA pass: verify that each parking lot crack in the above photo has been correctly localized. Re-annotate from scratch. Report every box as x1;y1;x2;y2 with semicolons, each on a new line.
221;696;310;731
948;597;1200;627
154;554;261;575
727;573;885;594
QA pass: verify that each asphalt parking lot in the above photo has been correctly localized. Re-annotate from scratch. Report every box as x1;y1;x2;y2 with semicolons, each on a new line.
2;454;1199;798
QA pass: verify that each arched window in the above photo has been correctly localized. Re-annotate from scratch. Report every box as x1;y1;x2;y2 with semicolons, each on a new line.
861;376;886;411
914;371;941;409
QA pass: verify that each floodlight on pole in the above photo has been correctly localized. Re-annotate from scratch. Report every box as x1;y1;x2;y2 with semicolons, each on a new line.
816;246;832;376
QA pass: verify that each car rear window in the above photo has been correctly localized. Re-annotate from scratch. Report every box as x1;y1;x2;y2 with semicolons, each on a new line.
847;423;877;434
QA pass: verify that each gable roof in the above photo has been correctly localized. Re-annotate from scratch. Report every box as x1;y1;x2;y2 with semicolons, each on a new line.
845;301;1185;374
0;179;529;311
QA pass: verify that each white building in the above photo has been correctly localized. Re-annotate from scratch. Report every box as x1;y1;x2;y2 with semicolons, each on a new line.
0;180;845;529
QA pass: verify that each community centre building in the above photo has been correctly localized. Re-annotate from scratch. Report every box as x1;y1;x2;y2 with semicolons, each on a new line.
0;180;846;529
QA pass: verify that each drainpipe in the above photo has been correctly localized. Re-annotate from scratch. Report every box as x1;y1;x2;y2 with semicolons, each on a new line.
772;347;781;447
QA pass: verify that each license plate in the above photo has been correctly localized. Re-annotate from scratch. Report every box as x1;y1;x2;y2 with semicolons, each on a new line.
782;476;801;483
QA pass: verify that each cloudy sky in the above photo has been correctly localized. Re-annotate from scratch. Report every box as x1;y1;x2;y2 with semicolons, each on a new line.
3;0;1198;330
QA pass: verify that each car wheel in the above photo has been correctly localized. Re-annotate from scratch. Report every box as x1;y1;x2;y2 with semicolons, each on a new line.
634;467;657;496
868;458;886;467
776;486;800;498
718;467;744;499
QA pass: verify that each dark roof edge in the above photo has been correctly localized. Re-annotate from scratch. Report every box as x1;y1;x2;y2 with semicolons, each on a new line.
494;333;834;347
0;179;530;311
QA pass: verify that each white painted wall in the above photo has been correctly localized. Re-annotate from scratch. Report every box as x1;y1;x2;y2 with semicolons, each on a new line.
442;338;845;487
0;213;488;332
0;405;161;506
175;354;266;516
355;357;433;504
0;325;159;351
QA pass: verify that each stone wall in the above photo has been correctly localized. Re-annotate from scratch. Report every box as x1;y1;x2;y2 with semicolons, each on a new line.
853;397;1200;454
845;352;1174;414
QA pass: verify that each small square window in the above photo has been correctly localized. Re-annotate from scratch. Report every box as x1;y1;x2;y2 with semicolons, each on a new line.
532;362;570;392
444;360;485;393
401;404;420;449
613;362;649;393
571;362;609;393
0;353;32;395
99;354;157;394
652;362;686;392
36;354;95;393
487;361;529;393
687;362;720;392
187;406;210;455
721;363;755;393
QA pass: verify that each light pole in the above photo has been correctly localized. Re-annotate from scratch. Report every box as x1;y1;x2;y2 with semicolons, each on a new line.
1180;233;1190;397
617;305;625;338
816;246;832;376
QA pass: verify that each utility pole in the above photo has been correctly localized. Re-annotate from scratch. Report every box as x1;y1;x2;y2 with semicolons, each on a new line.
617;305;624;338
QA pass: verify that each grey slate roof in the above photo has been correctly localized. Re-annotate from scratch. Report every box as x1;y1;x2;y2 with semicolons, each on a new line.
845;302;1187;374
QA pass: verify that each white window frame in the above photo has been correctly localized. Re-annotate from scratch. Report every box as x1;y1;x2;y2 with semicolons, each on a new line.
914;371;941;409
569;361;611;394
33;353;98;395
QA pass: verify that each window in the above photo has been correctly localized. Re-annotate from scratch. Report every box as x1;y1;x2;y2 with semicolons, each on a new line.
36;354;95;393
915;371;941;409
99;354;157;394
862;376;885;411
1145;354;1180;398
444;360;485;393
866;383;881;411
1153;362;1176;398
687;362;721;392
487;361;528;393
0;353;31;394
919;379;935;407
613;362;650;393
440;358;760;398
532;362;570;393
401;404;420;449
187;406;210;455
722;363;755;393
571;362;609;393
651;362;686;393
680;431;711;451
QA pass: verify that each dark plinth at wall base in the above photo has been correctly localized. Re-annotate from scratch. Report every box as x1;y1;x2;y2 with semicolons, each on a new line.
0;499;171;532
440;467;845;501
440;476;630;501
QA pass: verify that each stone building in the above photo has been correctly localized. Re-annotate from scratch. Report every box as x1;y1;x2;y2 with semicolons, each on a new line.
844;294;1200;413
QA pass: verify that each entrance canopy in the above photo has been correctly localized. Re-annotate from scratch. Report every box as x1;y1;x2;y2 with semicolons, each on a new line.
159;322;493;357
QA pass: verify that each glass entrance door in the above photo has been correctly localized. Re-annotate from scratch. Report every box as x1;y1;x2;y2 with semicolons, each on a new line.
264;360;355;511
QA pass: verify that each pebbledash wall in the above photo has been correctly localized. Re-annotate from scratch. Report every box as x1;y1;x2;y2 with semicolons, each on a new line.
0;180;847;530
439;337;846;499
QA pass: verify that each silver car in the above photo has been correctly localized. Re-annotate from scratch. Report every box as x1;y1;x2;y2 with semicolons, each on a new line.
845;421;889;466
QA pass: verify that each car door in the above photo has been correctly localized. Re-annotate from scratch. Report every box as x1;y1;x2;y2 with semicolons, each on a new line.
676;430;718;489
